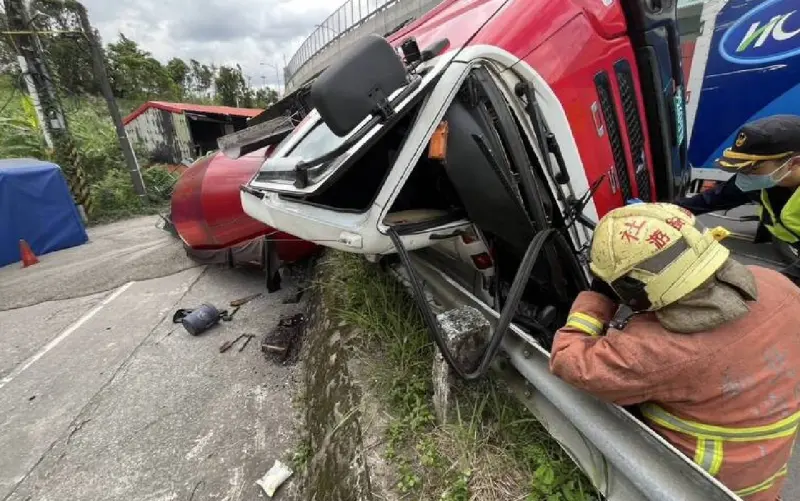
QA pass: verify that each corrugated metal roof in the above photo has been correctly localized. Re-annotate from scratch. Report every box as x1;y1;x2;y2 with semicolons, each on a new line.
123;101;263;125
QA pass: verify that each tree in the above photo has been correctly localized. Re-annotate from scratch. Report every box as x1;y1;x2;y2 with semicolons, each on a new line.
190;58;214;95
0;11;18;73
106;34;177;101
24;0;98;96
166;57;189;95
214;64;248;107
254;87;279;109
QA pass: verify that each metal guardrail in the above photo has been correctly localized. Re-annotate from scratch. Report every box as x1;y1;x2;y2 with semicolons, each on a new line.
284;0;441;90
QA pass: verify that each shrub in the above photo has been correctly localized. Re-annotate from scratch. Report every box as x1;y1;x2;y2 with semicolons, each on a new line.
65;97;127;184
90;167;143;216
142;165;178;203
88;165;176;222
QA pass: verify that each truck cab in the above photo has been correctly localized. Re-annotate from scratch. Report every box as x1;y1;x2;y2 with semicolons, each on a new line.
239;0;690;247
228;0;740;499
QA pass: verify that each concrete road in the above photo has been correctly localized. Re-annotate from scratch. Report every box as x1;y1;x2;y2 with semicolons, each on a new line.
0;216;302;501
0;216;199;310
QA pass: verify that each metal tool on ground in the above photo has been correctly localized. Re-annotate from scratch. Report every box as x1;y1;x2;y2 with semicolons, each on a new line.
219;334;256;353
230;292;262;307
220;293;264;321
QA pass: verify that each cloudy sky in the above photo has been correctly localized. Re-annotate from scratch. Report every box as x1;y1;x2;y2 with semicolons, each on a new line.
82;0;338;90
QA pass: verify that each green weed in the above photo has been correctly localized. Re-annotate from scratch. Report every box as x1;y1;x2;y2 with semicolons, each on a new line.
291;439;312;474
322;252;599;500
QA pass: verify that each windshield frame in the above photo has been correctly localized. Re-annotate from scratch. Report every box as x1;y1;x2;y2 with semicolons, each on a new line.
247;52;457;195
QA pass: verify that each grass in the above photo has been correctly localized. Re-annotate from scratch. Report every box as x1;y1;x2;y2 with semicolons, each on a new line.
320;252;599;501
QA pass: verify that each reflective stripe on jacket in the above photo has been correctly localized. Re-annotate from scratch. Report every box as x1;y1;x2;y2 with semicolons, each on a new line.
641;404;796;498
550;266;800;500
759;188;800;244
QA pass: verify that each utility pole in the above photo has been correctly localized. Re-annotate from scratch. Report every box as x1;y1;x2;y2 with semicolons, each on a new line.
282;53;287;92
4;0;93;214
16;53;52;147
72;1;145;196
261;61;281;96
4;0;67;146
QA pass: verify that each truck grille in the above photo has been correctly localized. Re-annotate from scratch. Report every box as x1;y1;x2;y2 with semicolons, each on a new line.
615;60;651;202
595;71;632;201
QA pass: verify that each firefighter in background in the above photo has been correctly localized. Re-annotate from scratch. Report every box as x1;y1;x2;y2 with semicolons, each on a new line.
549;202;800;500
676;115;800;284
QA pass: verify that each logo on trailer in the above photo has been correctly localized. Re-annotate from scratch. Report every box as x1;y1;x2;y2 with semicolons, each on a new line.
720;0;800;65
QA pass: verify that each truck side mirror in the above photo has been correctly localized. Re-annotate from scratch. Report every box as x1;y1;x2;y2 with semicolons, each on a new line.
310;34;408;137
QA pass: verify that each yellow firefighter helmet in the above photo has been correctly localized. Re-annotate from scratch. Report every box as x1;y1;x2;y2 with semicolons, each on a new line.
589;203;731;311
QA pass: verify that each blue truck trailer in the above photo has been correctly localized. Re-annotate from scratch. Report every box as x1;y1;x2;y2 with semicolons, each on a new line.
687;0;800;181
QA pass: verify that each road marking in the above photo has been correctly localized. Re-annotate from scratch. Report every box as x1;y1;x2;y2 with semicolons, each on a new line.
0;281;135;391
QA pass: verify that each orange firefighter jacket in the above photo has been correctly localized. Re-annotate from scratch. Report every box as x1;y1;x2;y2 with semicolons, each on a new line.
550;266;800;501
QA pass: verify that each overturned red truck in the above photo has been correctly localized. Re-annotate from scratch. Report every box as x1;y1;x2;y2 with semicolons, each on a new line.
178;0;774;498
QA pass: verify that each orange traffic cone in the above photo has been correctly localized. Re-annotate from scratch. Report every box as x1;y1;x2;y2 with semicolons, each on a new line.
19;240;39;268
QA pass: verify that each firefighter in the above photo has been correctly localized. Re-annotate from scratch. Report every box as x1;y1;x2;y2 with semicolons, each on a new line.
549;202;800;501
675;114;800;283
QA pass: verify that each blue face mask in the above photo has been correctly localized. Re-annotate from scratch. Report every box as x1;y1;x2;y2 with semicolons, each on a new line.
734;173;778;192
733;158;795;192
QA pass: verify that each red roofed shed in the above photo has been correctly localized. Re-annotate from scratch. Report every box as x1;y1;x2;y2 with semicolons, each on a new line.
123;101;263;164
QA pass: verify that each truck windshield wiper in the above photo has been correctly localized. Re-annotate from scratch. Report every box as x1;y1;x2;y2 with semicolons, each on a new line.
514;80;600;233
564;175;604;231
514;81;571;189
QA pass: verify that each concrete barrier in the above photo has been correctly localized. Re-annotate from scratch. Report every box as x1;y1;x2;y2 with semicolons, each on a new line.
299;253;373;501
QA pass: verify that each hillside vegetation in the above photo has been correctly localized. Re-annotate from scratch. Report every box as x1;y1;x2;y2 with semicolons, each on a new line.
0;76;173;222
0;0;281;222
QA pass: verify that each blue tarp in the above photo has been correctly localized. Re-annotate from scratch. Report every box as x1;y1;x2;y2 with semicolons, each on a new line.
0;158;88;267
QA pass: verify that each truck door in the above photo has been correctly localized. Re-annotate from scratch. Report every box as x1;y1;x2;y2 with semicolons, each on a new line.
619;0;690;201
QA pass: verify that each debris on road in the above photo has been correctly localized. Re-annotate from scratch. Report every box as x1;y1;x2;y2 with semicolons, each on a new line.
280;260;314;305
219;334;256;353
172;293;265;337
256;460;293;498
262;313;305;364
173;304;226;336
